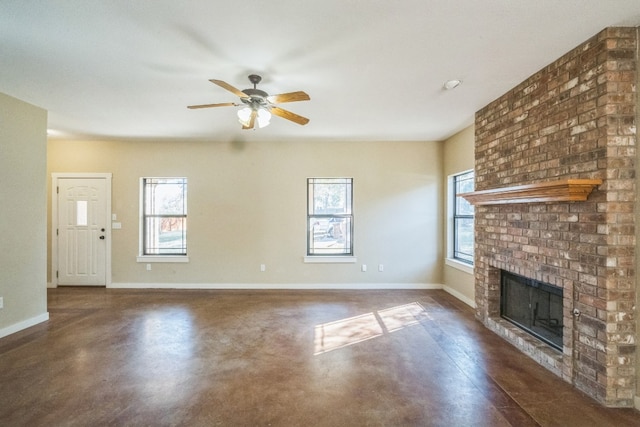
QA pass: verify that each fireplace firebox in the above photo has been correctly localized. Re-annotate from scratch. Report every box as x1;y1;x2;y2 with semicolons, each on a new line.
500;271;563;351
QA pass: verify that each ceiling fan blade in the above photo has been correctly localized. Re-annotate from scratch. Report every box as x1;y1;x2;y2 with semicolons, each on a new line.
210;79;249;98
267;91;310;104
270;107;310;125
187;102;237;109
242;110;257;130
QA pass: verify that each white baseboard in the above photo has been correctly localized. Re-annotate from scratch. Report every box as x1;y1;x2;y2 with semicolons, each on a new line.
109;282;444;290
0;312;50;339
442;285;476;308
47;282;56;288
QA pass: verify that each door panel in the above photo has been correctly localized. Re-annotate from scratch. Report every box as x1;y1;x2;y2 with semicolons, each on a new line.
57;178;107;286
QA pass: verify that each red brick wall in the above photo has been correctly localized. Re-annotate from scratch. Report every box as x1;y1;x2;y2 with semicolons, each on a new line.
474;28;637;407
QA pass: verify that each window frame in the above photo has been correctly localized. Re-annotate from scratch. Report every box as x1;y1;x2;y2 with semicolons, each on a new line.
449;170;474;267
305;177;355;261
137;177;189;263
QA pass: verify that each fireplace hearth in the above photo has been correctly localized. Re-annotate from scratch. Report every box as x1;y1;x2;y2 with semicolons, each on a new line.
500;271;563;351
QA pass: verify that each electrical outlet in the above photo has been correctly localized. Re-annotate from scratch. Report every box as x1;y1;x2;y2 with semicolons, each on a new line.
379;264;384;272
361;264;367;272
0;297;4;309
146;264;151;271
260;264;266;272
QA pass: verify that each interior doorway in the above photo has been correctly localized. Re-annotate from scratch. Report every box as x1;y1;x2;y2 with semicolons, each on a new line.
52;173;112;286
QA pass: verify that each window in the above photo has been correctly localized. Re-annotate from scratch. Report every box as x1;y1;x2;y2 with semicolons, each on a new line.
141;178;187;256
452;171;474;264
307;178;353;256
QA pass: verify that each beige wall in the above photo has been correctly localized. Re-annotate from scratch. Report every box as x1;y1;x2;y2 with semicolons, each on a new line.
48;139;443;288
0;92;48;336
442;125;475;305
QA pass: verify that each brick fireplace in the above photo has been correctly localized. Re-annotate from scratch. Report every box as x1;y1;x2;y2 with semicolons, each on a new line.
472;27;637;407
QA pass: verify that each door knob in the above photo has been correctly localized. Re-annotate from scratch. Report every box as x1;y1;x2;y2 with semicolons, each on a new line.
99;235;105;240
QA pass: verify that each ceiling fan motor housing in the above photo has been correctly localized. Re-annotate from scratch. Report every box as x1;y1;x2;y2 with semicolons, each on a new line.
241;90;269;109
242;88;269;98
242;75;269;107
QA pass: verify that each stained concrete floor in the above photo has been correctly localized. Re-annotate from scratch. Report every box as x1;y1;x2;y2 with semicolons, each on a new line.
0;288;638;426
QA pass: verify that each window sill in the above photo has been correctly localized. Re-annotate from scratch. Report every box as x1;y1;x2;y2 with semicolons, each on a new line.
137;256;189;263
304;256;357;264
445;258;473;275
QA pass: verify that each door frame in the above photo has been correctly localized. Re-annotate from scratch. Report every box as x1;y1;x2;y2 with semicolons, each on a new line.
51;173;112;287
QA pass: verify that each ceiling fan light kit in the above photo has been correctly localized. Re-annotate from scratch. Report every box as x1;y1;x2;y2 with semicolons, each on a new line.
188;74;310;130
256;108;272;128
237;106;271;128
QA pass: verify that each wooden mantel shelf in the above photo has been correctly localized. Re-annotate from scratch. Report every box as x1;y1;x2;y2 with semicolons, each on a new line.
460;179;602;205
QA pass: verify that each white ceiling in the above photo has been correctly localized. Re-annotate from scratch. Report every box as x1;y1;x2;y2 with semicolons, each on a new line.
1;1;639;142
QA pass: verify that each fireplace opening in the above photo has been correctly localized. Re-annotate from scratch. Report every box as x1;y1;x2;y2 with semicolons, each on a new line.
500;271;563;351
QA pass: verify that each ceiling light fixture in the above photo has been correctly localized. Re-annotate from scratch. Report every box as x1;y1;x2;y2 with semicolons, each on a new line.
443;79;462;90
237;105;272;129
237;107;253;127
236;75;273;129
256;108;271;128
188;74;310;130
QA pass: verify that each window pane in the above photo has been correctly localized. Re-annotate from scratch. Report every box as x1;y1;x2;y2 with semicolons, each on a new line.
307;178;353;256
455;171;474;194
453;171;474;264
309;178;352;215
454;217;474;263
144;217;187;255
144;178;187;215
308;216;352;255
142;178;187;256
456;196;474;216
76;200;88;226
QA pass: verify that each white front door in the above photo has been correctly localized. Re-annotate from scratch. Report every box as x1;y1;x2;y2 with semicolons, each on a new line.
55;177;109;286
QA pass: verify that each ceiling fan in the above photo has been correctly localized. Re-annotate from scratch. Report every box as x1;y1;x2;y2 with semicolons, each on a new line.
188;74;310;130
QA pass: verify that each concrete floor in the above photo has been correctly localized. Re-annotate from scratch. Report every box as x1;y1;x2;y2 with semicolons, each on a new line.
0;288;638;426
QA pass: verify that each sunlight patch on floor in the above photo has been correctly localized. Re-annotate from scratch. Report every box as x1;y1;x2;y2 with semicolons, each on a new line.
314;302;428;355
